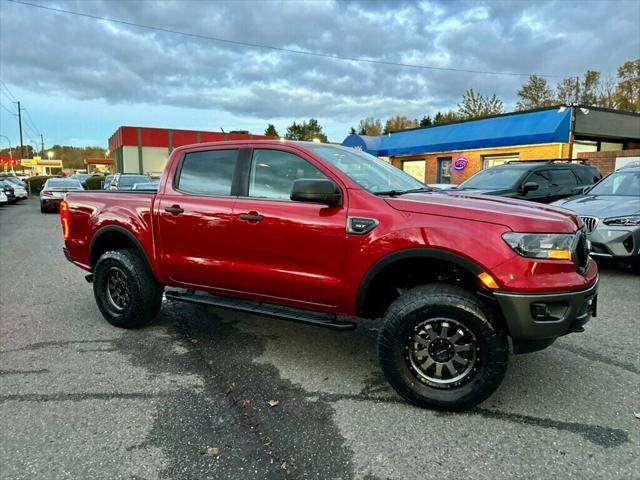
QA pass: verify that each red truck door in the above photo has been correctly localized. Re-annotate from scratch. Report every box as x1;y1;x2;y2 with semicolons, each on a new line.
156;148;240;289
230;148;347;308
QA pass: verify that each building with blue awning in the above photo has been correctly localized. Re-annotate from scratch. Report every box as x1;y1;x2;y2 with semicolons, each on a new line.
342;106;640;184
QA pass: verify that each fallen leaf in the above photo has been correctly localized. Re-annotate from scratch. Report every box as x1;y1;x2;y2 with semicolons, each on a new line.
191;339;201;345
204;447;219;456
280;461;287;470
634;411;640;419
267;400;279;408
240;399;250;407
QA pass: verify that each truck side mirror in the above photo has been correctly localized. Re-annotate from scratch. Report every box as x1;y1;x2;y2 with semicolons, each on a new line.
291;179;342;207
519;181;539;194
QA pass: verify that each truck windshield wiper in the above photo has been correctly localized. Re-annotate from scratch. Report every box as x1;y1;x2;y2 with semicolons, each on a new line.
372;187;435;197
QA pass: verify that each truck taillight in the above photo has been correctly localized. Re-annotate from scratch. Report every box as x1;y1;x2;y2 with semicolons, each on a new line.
60;201;70;240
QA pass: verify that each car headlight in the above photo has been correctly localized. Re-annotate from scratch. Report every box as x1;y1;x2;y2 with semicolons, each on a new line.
502;232;574;260
603;215;640;226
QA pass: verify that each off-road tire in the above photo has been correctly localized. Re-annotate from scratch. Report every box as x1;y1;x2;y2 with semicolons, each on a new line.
378;284;508;411
93;248;163;328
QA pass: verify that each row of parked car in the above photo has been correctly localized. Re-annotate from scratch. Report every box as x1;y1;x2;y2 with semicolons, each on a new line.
0;175;28;206
434;160;640;269
40;173;159;212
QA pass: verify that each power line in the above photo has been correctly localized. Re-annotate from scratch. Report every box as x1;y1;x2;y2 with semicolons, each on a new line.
7;0;573;79
0;81;18;102
22;108;41;135
0;101;17;116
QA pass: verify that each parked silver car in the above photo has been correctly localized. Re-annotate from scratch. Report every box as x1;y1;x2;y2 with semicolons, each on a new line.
552;165;640;269
40;178;84;213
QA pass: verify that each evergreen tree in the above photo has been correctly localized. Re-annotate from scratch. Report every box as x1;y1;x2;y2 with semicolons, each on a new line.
264;124;279;137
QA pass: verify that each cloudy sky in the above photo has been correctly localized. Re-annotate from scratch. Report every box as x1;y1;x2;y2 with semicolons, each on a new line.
0;0;638;148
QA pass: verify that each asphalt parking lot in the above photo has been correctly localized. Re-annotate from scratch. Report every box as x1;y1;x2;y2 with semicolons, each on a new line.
1;199;638;479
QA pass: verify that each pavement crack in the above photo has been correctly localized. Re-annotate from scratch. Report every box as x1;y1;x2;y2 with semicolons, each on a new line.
0;369;49;375
0;339;113;354
553;343;640;375
0;392;172;403
457;408;630;448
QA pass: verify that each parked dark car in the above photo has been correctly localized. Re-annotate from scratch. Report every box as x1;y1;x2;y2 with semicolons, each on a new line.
40;178;84;212
106;174;152;191
552;164;640;269
453;160;602;203
0;179;17;204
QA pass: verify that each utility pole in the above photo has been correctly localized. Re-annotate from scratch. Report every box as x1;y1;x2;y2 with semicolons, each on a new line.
40;133;44;157
17;101;24;159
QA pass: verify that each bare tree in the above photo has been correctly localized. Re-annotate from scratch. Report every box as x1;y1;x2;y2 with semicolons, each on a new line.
383;115;418;134
357;117;383;136
458;89;504;119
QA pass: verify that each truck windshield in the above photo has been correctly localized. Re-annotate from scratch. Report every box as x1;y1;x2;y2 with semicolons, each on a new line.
307;145;424;194
460;168;524;189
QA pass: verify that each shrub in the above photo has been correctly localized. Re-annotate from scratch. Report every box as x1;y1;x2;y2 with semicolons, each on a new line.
26;175;55;195
84;175;105;190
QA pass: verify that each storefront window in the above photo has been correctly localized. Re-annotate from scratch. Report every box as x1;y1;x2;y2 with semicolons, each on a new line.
572;140;598;158
482;154;519;169
402;160;426;182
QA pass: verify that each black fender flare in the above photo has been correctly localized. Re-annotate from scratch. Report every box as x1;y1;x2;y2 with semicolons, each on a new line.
356;247;485;318
89;225;152;271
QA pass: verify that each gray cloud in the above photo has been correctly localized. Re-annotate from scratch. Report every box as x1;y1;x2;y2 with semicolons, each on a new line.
1;0;638;133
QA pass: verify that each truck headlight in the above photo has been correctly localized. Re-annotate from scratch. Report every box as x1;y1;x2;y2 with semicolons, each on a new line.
603;215;640;226
502;232;574;260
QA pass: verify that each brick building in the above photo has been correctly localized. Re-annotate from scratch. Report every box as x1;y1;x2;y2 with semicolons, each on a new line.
342;106;640;184
108;126;271;175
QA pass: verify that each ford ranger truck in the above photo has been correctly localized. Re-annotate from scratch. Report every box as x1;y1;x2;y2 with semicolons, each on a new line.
61;141;598;411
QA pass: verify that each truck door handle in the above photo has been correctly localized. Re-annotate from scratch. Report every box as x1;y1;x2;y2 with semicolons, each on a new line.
165;205;184;215
239;212;264;222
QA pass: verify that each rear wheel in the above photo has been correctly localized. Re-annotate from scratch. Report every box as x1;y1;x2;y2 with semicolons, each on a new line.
40;204;46;213
378;284;508;411
93;249;163;328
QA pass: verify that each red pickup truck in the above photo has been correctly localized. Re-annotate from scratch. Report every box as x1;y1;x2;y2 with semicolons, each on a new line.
61;141;598;410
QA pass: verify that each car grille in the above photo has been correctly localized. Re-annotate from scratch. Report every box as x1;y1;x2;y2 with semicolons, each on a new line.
580;216;599;233
573;229;590;274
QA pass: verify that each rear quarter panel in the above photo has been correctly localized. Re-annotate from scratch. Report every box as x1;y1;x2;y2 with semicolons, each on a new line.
63;192;161;279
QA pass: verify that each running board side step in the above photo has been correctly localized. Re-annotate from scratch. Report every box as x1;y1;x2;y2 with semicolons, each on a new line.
165;290;357;331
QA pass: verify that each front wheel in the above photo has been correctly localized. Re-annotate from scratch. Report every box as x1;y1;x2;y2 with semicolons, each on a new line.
93;249;163;328
378;284;508;411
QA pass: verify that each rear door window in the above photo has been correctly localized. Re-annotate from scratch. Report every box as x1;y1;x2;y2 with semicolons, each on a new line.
177;149;239;196
549;169;578;187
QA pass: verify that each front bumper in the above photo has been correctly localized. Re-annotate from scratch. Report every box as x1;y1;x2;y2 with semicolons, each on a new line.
494;279;598;347
588;225;640;260
41;198;63;207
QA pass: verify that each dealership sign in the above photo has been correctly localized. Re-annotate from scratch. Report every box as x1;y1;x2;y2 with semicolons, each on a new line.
453;157;468;171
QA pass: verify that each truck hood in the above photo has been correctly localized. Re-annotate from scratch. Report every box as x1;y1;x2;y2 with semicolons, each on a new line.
385;192;580;233
551;195;640;219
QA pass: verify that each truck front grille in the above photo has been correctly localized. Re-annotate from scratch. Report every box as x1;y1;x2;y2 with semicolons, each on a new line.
580;216;599;233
